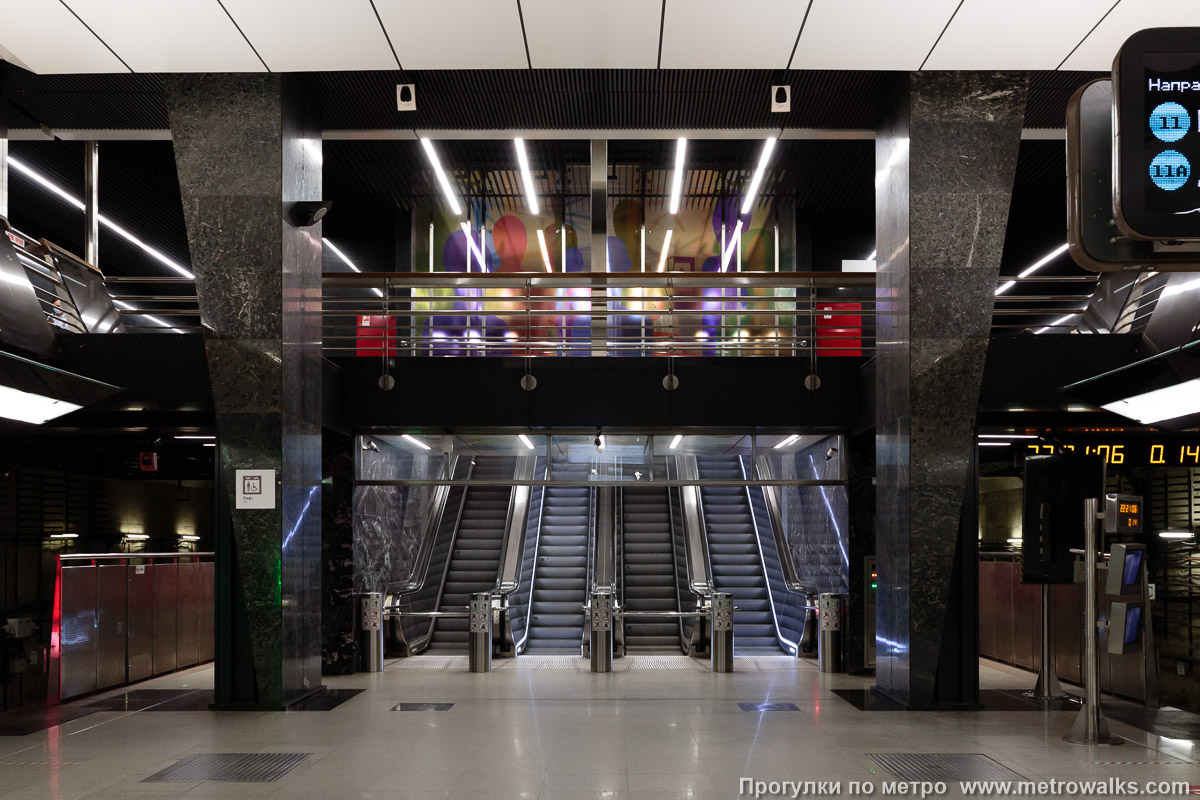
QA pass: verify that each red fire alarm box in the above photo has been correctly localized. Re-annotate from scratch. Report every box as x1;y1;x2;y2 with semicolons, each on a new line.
815;302;862;357
356;315;397;357
139;452;158;472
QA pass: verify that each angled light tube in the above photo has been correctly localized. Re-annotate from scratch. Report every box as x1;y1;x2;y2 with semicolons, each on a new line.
324;237;384;298
657;229;673;272
517;433;536;450
668;434;683;450
536;228;553;272
401;434;432;451
773;434;800;450
740;137;777;215
460;223;488;271
995;243;1070;296
721;220;743;272
8;155;194;280
1034;311;1082;334
1101;379;1200;424
420;138;463;216
514;138;539;215
1159;530;1195;539
669;138;687;215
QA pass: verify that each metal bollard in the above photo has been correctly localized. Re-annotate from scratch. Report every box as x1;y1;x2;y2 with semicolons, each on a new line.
360;592;384;673
818;593;844;673
589;591;613;673
469;592;492;673
711;592;734;673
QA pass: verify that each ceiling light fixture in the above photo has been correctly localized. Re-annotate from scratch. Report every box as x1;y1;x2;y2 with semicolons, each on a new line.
536;229;553;272
324;238;384;298
657;229;673;272
180;535;201;541
668;434;683;450
174;435;215;440
1159;530;1195;539
978;434;1039;439
740;137;777;215
401;433;432;451
773;434;800;450
124;534;150;540
420;138;463;216
995;243;1070;296
514;138;539;215
978;442;1012;447
517;433;536;450
0;383;83;424
1101;379;1200;424
50;533;78;539
669;138;687;215
8;156;193;279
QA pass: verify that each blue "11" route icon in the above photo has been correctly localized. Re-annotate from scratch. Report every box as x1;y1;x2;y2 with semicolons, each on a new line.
1150;101;1190;143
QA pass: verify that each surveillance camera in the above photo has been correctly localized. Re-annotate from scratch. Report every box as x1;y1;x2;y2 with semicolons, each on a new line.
826;447;839;461
292;200;332;227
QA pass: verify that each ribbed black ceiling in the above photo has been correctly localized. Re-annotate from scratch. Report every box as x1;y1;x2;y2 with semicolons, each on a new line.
3;64;1098;133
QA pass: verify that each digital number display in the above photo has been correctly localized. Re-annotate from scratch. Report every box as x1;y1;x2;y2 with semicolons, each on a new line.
1115;29;1200;238
1021;436;1200;467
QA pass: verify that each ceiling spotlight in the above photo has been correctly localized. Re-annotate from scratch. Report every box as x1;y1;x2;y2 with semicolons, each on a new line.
289;200;332;228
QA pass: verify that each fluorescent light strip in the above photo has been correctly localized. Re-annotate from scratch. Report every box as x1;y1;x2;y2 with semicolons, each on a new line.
720;220;743;272
978;442;1012;447
0;383;83;424
740;137;777;215
1159;531;1195;539
536;229;553;272
517;433;536;450
514;138;539;215
657;229;673;273
125;534;150;540
420;138;463;216
203;443;216;447
8;156;195;280
460;223;488;271
324;238;384;298
402;433;432;451
978;434;1039;439
1034;311;1081;334
773;434;800;450
181;535;201;541
50;533;79;539
1101;378;1200;424
669;138;687;215
995;243;1070;296
668;434;683;450
174;435;215;440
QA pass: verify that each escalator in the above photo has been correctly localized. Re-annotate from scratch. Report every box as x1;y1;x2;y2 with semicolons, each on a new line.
696;456;781;652
427;456;516;652
524;462;592;653
620;487;681;652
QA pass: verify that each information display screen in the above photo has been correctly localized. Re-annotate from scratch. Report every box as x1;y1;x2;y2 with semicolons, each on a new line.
1020;434;1200;467
1124;606;1143;645
1115;29;1200;238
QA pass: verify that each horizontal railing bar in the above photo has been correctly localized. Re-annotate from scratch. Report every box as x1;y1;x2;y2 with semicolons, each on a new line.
59;552;214;561
358;479;846;487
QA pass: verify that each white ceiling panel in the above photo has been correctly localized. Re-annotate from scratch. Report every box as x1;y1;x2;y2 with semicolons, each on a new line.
792;0;960;70
522;0;659;68
65;0;264;72
220;0;397;72
924;0;1118;70
1062;0;1200;71
375;0;527;69
0;0;128;73
661;0;807;69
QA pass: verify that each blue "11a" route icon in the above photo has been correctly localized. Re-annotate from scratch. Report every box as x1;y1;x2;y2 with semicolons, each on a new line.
1150;102;1190;143
1150;149;1191;191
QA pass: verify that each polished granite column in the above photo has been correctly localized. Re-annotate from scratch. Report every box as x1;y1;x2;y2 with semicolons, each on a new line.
167;74;323;709
321;429;355;675
875;72;1026;708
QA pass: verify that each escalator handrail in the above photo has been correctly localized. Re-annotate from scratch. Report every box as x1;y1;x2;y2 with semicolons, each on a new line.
513;459;550;654
753;456;817;596
389;454;461;596
738;456;795;654
671;455;714;598
591;486;617;593
494;456;537;597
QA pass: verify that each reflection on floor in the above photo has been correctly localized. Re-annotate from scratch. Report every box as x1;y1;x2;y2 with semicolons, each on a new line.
0;658;1196;800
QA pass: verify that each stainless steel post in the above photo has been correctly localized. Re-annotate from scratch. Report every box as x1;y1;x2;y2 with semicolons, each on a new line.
84;141;99;267
1029;583;1063;699
818;593;844;673
469;592;492;673
711;592;734;673
360;592;384;673
589;591;613;673
1064;498;1121;745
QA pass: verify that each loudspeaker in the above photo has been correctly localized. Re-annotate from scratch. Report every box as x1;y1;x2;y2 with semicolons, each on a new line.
396;84;416;112
771;85;790;113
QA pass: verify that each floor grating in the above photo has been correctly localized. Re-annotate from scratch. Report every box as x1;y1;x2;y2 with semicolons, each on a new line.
869;754;1028;783
142;753;309;783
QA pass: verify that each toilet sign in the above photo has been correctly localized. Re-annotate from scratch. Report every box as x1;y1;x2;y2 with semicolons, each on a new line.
235;469;275;509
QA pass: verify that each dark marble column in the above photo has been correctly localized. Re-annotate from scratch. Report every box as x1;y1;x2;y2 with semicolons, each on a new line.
321;429;355;675
875;72;1027;708
166;74;323;709
846;430;876;675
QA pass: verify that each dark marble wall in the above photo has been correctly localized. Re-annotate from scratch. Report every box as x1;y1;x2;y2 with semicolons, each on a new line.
875;72;1027;708
167;74;323;708
322;430;355;675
